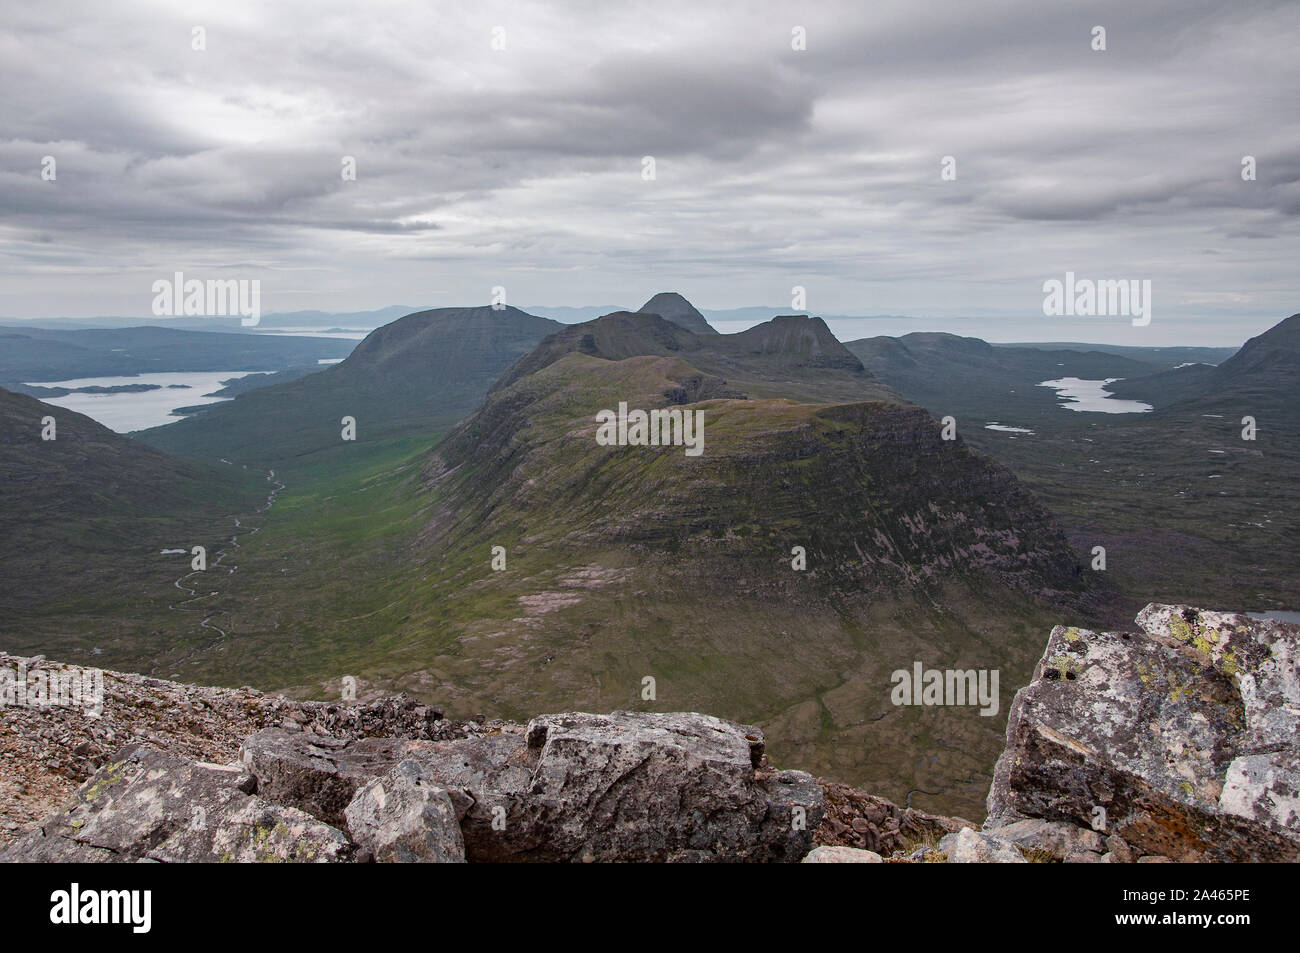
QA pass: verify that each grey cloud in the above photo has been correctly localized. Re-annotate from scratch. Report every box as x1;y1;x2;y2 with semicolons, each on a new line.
0;0;1295;345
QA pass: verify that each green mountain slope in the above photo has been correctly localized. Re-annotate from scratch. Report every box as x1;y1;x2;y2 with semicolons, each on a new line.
169;337;1107;817
392;350;1106;812
0;386;262;658
846;332;1161;429
135;306;562;471
1108;313;1300;430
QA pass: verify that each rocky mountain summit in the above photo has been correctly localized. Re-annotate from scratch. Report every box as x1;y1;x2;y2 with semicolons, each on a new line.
1;604;1295;862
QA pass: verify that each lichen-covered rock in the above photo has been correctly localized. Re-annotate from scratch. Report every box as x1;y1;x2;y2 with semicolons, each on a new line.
238;730;423;828
802;845;883;863
938;827;1026;863
987;604;1300;862
985;817;1103;860
344;760;466;863
235;711;820;862
0;744;352;863
157;797;353;863
515;711;821;862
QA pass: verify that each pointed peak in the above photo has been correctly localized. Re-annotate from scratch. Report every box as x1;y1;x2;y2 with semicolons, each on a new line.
637;292;717;335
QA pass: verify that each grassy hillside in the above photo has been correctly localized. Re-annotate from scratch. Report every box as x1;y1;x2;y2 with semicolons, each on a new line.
846;332;1160;430
0;386;264;662
1107;313;1300;431
135;306;562;475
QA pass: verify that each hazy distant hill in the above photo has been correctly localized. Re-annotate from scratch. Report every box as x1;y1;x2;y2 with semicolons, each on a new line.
995;342;1237;367
638;291;718;334
1107;313;1300;429
845;331;1159;427
136;306;562;468
0;306;420;334
0;325;353;383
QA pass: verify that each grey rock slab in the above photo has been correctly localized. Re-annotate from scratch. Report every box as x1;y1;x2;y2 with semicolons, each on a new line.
987;605;1300;862
802;845;883;863
1;744;352;863
939;827;1027;863
344;760;466;863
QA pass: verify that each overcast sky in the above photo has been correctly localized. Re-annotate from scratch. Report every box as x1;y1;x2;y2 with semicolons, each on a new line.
1;0;1296;344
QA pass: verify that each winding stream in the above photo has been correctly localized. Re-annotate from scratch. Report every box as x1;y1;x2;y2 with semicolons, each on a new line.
167;467;285;647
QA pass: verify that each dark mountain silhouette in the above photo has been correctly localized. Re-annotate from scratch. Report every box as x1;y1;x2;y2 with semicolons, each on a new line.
638;292;718;334
1106;313;1300;429
499;299;893;404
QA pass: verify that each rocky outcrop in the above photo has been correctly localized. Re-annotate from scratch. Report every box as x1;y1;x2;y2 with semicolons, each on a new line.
345;760;466;863
802;845;882;863
2;744;353;863
4;604;1296;863
815;780;968;855
0;650;471;846
985;604;1300;862
3;710;822;864
520;712;819;862
939;827;1027;864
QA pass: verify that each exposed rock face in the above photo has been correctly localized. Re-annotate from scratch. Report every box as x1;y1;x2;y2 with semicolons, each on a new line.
0;651;472;847
1;745;352;863
815;780;968;855
3;710;822;864
987;604;1300;862
344;760;466;863
520;712;820;862
239;731;426;828
990;817;1103;861
802;845;882;863
238;711;822;862
939;827;1026;864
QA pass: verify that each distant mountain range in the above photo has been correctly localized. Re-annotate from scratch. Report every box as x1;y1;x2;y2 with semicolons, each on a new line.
0;325;352;385
0;306;420;333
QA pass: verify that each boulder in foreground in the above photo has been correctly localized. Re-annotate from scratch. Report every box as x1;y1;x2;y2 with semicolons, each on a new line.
987;604;1300;862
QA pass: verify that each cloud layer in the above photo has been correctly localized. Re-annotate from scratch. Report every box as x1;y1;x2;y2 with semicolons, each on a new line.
1;0;1296;343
